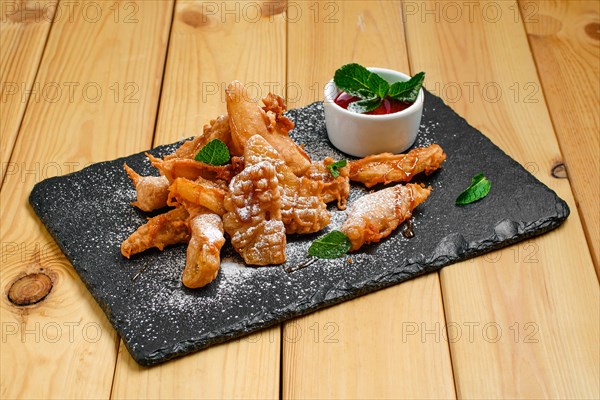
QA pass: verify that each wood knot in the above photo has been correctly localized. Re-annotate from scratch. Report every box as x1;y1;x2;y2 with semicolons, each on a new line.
7;272;53;306
551;163;568;179
179;6;211;28
261;1;287;17
585;22;600;41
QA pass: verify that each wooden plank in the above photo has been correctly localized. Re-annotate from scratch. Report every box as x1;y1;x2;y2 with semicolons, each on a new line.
520;0;600;273
0;0;57;184
283;275;455;399
110;1;284;398
0;1;173;399
403;1;599;397
283;2;456;399
112;331;280;400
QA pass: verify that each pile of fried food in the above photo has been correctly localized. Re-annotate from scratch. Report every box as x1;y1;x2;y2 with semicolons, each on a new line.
121;81;446;288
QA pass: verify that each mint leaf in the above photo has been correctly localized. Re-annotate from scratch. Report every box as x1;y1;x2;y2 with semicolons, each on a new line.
388;72;425;103
326;159;347;178
334;63;389;99
308;231;351;259
334;63;374;97
367;72;389;99
347;96;381;114
194;139;230;166
456;173;491;205
356;88;376;99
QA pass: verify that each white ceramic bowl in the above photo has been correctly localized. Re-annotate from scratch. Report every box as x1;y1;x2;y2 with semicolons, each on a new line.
323;67;424;157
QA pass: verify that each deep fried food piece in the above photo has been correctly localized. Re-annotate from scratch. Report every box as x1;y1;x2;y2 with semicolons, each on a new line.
182;208;226;288
225;81;311;175
348;144;446;188
243;132;285;167
261;92;295;134
123;163;170;212
281;177;331;234
244;135;330;235
223;159;286;265
167;177;227;216
341;184;431;251
303;157;350;210
148;153;244;183
121;207;190;258
165;115;232;160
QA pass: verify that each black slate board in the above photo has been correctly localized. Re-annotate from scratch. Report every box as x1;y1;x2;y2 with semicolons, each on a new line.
29;91;569;366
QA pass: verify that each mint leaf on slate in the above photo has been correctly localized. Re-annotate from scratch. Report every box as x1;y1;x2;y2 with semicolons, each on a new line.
308;230;351;259
194;139;230;166
456;173;491;205
326;159;347;178
388;71;425;103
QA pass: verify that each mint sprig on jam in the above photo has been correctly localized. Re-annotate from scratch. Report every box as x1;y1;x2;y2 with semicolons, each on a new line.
456;173;491;205
388;72;425;102
194;139;230;166
308;230;351;259
333;63;425;114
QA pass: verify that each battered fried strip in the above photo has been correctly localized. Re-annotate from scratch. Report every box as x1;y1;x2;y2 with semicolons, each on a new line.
167;177;227;216
121;207;190;258
261;92;295;134
182;210;226;288
223;160;287;265
123;163;170;212
303;157;350;210
348;144;446;188
244;135;330;235
148;153;244;183
281;177;332;234
165;115;232;160
225;81;311;175
341;184;431;251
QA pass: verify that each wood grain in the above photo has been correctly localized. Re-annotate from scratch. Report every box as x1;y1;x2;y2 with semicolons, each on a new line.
283;275;456;399
404;0;599;397
521;0;600;274
283;2;456;399
0;1;173;398
2;0;597;397
0;0;56;184
110;1;284;398
112;329;280;400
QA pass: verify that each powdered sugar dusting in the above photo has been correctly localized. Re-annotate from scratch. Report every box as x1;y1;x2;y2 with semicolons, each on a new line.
30;93;547;365
30;106;428;362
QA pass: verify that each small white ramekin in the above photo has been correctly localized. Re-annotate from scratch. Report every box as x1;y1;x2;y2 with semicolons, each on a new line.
323;67;424;157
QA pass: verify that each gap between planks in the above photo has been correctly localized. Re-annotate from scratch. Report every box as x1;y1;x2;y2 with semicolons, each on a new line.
109;5;178;399
517;0;600;276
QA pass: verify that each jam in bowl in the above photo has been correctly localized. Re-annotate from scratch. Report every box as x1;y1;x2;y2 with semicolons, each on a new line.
323;67;424;157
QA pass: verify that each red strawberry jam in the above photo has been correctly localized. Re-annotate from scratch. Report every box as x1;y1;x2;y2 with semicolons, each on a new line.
334;91;413;115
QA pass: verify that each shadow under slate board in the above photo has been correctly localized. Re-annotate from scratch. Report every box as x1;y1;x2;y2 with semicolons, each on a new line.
29;90;569;365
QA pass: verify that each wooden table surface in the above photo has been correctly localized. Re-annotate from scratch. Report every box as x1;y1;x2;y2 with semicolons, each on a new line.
1;1;598;399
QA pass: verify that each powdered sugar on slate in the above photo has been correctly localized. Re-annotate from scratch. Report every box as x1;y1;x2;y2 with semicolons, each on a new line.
29;101;435;364
30;93;566;365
